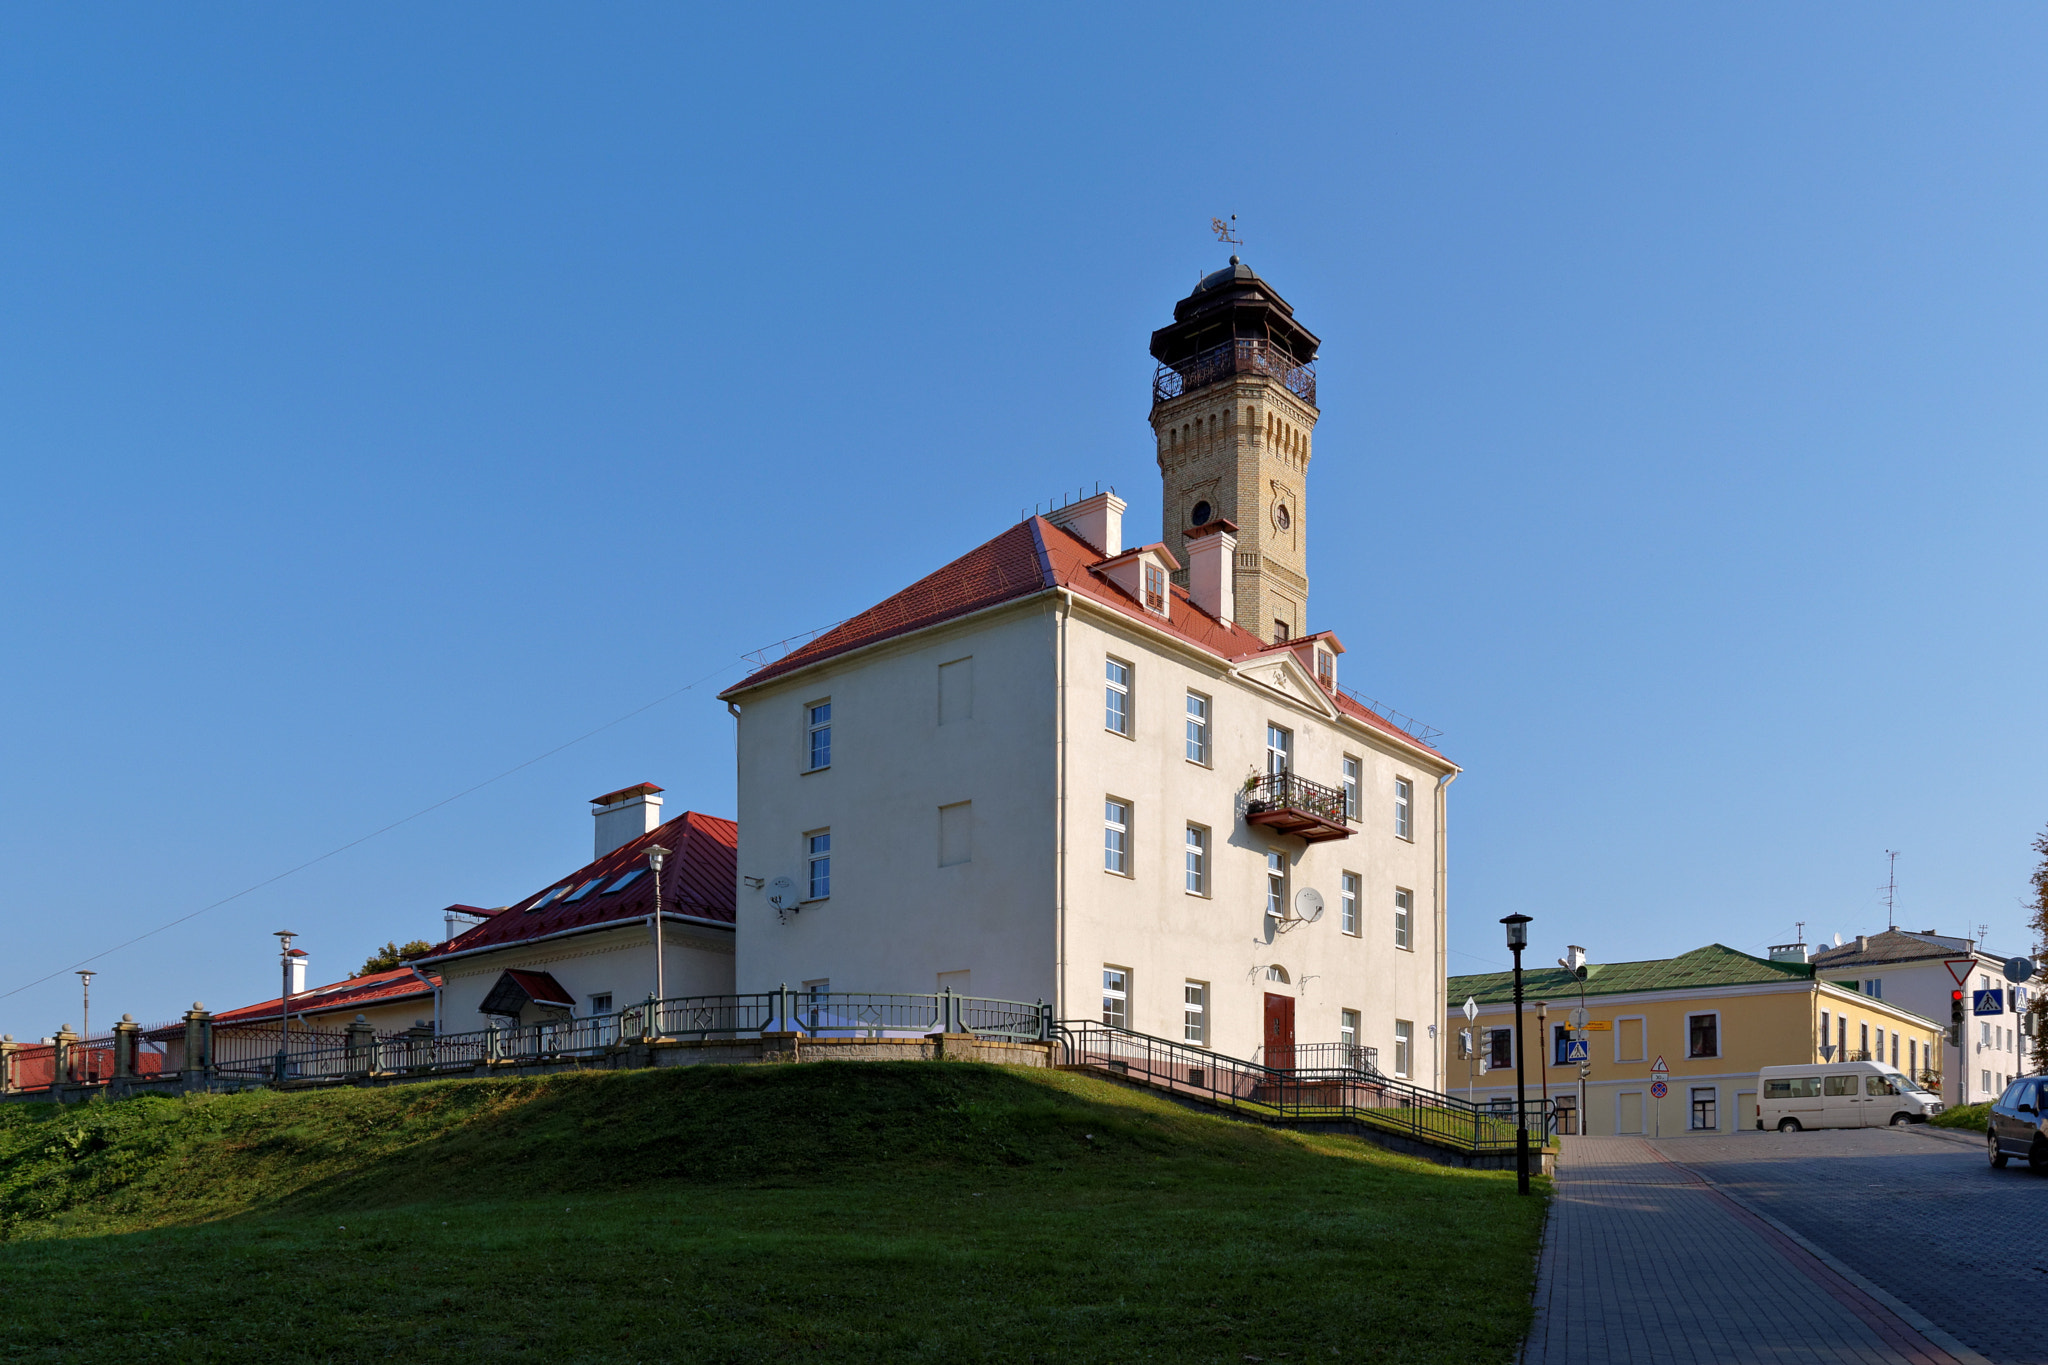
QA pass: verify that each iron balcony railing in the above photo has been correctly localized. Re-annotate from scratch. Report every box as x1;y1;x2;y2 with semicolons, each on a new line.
1279;1041;1380;1077
1152;338;1317;408
1244;771;1352;841
1060;1021;1551;1154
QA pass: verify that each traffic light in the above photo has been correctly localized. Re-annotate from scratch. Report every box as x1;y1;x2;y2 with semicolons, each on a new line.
1951;990;1965;1026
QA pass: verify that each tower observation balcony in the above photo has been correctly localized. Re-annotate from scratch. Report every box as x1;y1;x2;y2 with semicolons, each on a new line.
1152;338;1317;410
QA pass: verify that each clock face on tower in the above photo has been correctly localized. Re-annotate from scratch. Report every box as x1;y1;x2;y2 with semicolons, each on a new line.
1190;500;1212;527
1273;501;1291;531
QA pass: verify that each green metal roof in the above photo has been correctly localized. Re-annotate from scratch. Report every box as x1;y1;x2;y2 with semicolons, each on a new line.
1448;943;1815;1007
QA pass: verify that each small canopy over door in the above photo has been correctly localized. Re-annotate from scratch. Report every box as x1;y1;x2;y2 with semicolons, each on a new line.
479;969;578;1024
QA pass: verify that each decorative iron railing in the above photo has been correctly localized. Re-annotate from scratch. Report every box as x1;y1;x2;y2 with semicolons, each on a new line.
239;990;1054;1085
1152;338;1316;408
1244;771;1350;827
1281;1041;1380;1077
1060;1022;1549;1154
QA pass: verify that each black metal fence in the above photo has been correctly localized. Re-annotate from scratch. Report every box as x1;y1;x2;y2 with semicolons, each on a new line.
1244;771;1350;826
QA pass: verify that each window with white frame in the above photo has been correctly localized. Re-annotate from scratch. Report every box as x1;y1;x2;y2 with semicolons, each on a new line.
1863;978;1883;999
1185;691;1210;765
1144;562;1168;614
1485;1027;1512;1071
805;830;831;900
1104;658;1131;736
1340;871;1360;935
1102;968;1128;1029
1394;777;1413;840
588;993;612;1016
1341;755;1360;819
1266;723;1291;775
1104;799;1131;875
1264;964;1290;984
805;700;832;771
1184;824;1208;895
1340;1009;1359;1052
1819;1011;1830;1058
1265;850;1287;918
1395;1020;1414;1078
1394;888;1413;951
1315;648;1334;688
1183;981;1207;1045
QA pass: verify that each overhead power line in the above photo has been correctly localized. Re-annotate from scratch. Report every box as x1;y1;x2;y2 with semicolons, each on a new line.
0;659;743;1003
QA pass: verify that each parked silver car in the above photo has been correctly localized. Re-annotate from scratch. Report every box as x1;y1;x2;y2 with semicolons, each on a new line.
1986;1074;2046;1171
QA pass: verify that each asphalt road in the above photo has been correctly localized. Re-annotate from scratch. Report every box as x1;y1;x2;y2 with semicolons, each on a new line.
1655;1124;2047;1365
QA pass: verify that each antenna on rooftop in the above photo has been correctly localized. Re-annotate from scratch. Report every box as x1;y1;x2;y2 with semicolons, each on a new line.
1211;214;1243;248
1794;920;1805;946
1882;850;1898;929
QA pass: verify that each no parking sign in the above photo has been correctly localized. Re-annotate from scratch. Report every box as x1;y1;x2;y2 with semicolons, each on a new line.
1651;1080;1669;1099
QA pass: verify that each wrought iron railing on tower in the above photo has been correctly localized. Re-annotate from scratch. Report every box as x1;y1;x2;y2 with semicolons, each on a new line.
1153;338;1317;408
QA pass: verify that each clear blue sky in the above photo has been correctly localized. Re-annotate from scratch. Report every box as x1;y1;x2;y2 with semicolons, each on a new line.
4;6;2045;1034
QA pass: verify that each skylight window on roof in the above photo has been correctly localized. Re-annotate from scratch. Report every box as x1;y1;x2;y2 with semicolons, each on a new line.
526;885;570;913
603;868;647;894
563;880;601;903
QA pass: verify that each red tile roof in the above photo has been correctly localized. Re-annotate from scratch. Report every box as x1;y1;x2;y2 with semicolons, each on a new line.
722;516;1448;760
174;966;438;1036
418;809;737;962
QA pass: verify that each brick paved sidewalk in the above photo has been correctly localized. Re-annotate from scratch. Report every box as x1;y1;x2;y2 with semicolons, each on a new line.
1523;1136;1978;1365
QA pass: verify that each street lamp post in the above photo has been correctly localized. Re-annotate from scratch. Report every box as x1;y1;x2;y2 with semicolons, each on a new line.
1501;913;1533;1195
273;931;301;1074
646;845;670;1034
76;971;95;1083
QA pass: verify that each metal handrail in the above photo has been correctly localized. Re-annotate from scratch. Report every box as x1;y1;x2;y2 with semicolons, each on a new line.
1059;1021;1541;1154
1153;338;1317;407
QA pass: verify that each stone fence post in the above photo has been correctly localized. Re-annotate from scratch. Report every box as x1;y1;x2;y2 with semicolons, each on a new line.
0;1035;17;1094
345;1014;376;1078
183;1004;213;1079
113;1015;140;1080
52;1025;79;1085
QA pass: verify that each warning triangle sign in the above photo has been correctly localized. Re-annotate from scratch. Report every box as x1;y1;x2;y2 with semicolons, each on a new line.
1651;1055;1669;1075
1945;958;1977;987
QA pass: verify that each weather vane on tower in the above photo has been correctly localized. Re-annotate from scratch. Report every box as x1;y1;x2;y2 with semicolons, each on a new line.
1211;214;1243;248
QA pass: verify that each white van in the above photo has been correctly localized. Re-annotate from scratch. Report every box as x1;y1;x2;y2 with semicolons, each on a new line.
1757;1061;1943;1131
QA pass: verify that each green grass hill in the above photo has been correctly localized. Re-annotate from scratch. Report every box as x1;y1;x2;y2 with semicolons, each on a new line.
0;1062;1545;1364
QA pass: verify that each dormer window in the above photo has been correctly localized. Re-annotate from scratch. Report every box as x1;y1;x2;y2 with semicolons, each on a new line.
1144;563;1167;614
1315;649;1334;687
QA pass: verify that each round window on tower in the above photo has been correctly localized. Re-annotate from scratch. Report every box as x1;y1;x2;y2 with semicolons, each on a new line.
1190;500;1212;527
1274;502;1292;531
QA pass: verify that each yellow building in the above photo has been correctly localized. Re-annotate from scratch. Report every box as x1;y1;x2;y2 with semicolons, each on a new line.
1446;944;1943;1137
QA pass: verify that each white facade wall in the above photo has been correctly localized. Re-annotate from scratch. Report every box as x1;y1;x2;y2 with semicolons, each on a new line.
1815;952;2028;1108
438;921;735;1029
730;591;1453;1088
1056;607;1448;1082
733;607;1060;1006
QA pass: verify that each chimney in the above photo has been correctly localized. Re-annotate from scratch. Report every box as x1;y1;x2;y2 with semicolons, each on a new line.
1855;935;1867;953
289;955;308;994
1046;491;1125;557
1185;519;1238;623
1768;943;1810;964
591;783;665;859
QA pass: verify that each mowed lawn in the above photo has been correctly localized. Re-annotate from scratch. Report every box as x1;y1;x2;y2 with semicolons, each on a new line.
0;1063;1546;1364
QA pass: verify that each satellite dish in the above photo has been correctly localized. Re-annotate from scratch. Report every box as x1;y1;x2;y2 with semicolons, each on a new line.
1293;887;1325;924
766;876;799;913
2005;956;2036;985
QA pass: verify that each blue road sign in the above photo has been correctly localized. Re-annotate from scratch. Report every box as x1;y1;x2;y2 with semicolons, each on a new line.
1650;1080;1669;1099
1564;1039;1590;1062
1974;989;2005;1016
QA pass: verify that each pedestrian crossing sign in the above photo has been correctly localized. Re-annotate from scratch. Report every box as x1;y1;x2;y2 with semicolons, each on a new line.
1564;1039;1590;1062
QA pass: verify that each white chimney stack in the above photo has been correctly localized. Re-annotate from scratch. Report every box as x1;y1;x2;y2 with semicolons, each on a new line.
289;956;308;994
1184;519;1238;623
591;783;665;859
1046;491;1125;557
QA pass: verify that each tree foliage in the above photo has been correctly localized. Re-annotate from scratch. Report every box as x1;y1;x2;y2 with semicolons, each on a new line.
2030;826;2048;1073
357;940;434;977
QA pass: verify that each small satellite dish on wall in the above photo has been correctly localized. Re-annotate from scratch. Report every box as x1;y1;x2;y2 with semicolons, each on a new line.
766;876;799;914
1292;887;1325;924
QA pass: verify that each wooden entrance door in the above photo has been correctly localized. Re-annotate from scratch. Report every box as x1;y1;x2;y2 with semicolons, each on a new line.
1263;992;1296;1070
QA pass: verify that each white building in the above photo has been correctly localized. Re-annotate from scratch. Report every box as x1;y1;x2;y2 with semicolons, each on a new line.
1806;928;2033;1108
719;261;1458;1083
